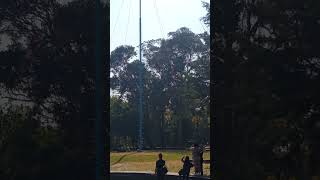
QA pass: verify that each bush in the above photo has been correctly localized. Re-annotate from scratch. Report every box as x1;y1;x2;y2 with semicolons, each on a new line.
111;136;136;151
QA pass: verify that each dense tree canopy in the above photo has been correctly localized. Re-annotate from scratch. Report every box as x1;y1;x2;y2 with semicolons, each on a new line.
0;0;108;179
110;26;210;148
212;0;320;179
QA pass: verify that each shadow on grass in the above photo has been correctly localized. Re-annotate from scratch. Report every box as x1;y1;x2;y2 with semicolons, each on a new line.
111;152;139;166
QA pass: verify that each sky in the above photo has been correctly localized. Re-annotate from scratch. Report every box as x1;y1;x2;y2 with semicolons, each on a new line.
110;0;209;52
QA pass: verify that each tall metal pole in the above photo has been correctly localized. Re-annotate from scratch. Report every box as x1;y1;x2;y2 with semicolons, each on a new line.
138;0;144;151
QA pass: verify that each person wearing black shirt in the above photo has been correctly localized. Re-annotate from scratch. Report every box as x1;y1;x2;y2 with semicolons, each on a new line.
155;153;167;180
179;156;193;180
200;151;203;176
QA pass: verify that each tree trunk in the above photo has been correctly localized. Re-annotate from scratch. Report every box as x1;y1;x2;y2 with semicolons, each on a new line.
160;113;165;148
177;117;183;146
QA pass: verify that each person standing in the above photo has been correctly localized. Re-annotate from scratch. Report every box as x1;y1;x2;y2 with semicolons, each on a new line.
155;153;167;180
200;150;204;175
192;144;201;175
179;156;193;180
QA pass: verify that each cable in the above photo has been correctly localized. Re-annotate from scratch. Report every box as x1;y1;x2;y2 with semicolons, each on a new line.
111;0;125;38
124;0;132;44
153;0;166;39
153;1;195;52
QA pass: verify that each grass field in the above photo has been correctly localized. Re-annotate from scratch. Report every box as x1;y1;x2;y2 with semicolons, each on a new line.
110;150;210;176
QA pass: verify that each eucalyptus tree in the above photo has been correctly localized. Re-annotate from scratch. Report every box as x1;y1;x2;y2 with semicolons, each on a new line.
142;27;210;146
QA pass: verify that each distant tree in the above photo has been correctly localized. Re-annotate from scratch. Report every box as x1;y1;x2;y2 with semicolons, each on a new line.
110;26;210;148
201;1;210;27
110;96;136;149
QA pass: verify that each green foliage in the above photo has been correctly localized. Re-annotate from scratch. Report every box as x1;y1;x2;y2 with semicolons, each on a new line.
111;136;135;151
200;1;210;27
110;96;137;150
212;0;320;178
0;105;64;179
110;26;210;148
0;0;109;179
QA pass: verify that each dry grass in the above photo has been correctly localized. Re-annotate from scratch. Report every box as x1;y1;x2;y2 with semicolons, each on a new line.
110;150;210;176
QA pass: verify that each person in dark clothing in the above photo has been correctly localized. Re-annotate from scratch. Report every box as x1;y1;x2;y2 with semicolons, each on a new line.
192;143;201;175
200;151;204;175
155;153;167;180
178;156;193;180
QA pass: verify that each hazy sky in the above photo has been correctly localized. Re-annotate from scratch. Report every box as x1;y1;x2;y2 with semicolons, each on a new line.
110;0;209;52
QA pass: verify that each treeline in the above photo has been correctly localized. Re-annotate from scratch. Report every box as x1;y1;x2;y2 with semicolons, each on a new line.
110;26;210;149
213;0;320;179
0;0;108;179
